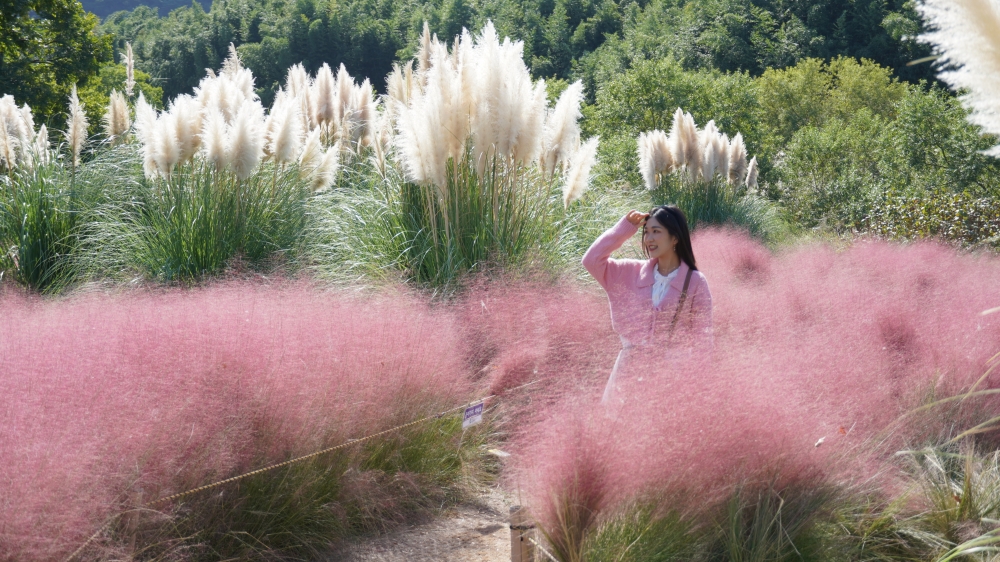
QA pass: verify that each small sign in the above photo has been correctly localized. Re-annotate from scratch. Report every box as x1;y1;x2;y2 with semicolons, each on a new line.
462;401;484;429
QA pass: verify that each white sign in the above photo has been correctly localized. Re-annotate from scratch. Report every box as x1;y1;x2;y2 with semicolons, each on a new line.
462;401;484;429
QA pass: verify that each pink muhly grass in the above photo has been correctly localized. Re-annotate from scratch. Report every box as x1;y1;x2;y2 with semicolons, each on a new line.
505;230;1000;538
0;283;471;561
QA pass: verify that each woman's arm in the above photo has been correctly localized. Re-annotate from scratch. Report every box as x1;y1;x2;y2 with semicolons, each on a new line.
582;211;645;289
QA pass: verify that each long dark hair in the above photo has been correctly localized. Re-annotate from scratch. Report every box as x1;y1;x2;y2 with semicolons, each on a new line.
645;205;697;270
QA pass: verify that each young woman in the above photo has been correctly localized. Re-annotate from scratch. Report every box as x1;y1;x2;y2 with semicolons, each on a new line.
582;205;713;405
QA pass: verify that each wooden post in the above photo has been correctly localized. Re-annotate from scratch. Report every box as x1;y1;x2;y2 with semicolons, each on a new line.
510;505;536;562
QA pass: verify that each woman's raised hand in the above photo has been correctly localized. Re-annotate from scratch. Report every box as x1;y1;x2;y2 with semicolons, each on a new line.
625;210;649;226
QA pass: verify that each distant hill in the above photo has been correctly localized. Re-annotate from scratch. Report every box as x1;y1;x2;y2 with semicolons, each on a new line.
82;0;194;18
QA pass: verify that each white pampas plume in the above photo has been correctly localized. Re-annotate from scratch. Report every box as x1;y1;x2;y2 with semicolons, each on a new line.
170;94;202;162
386;62;411;115
311;145;340;192
638;129;672;189
562;137;599;207
153;111;180;178
667;108;701;180
716;132;730;182
134;92;159;178
298;128;323;177
513;79;548;165
335;63;355;138
16;101;35;145
201;109;229;170
104;89;131;143
266;92;304;165
417;22;432;75
0;100;16;170
355;77;378;146
227;99;264;179
745;156;759;190
33;124;50;167
221;43;242;77
124;42;136;97
919;0;1000;154
313;63;336;130
699;120;720;180
66;85;88;167
284;64;314;131
541;80;584;177
727;132;748;184
680;111;701;181
285;63;310;98
0;95;31;170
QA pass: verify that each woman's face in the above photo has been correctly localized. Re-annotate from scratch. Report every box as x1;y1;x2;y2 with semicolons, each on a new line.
643;215;678;261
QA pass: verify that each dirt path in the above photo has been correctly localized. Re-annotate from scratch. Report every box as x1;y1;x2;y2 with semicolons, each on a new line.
323;487;512;562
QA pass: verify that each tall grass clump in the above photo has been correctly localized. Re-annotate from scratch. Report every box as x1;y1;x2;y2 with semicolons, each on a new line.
637;109;784;240
503;229;1000;559
0;95;80;292
108;46;370;281
376;22;599;284
0;284;483;560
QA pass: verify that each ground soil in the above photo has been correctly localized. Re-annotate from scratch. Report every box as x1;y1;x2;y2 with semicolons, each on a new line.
323;486;512;562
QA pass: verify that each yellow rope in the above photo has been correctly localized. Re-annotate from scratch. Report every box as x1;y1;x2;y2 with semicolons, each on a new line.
63;380;539;562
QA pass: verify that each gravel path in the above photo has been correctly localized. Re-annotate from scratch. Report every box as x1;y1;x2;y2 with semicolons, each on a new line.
323;487;512;562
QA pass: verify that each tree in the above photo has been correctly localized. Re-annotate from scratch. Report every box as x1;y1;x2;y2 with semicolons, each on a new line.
0;0;113;123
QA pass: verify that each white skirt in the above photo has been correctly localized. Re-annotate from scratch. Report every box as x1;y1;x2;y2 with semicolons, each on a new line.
601;337;635;407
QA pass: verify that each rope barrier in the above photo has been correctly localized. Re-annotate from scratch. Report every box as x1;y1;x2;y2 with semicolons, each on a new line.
528;536;560;562
63;379;540;562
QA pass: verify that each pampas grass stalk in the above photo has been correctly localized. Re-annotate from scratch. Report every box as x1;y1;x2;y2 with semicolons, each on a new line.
103;90;131;144
66;85;88;169
124;42;136;98
563;137;599;208
541;81;584;178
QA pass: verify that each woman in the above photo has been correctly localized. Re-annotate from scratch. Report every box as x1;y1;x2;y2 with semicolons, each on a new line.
582;205;713;405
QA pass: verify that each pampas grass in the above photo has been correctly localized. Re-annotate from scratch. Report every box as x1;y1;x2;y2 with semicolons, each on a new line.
542;80;585;178
103;89;131;144
124;42;135;98
639;109;753;189
382;21;598;282
66;85;88;168
919;0;1000;155
637;111;780;238
0;95;43;171
563;137;599;208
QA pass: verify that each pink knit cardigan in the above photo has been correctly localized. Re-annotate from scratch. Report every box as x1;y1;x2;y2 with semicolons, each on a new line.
582;215;713;347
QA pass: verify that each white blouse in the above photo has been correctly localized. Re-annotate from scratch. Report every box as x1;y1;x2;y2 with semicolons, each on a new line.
652;266;680;307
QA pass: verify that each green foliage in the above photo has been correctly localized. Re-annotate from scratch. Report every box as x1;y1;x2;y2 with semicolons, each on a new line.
710;482;834;562
394;155;557;284
76;149;309;282
106;415;493;560
0;162;78;292
585;505;699;562
574;0;933;95
774;84;1000;233
0;0;113;124
865;190;1000;249
97;0;932;108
